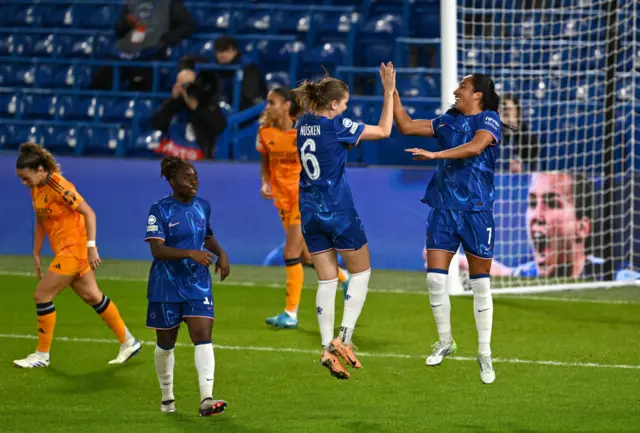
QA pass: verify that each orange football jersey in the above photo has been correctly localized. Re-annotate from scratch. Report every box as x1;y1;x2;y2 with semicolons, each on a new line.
256;125;300;211
31;173;87;258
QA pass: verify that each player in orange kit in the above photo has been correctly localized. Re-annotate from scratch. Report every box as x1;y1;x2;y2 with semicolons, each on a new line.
13;142;140;368
257;87;350;328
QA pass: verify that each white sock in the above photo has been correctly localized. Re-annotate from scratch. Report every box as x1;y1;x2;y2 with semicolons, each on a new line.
154;345;175;402
284;309;297;320
339;268;371;345
316;278;338;348
122;327;134;346
427;271;452;342
36;350;50;359
194;342;215;402
470;275;493;356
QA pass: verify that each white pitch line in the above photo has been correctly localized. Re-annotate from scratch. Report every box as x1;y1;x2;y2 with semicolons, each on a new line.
1;270;638;305
2;333;640;371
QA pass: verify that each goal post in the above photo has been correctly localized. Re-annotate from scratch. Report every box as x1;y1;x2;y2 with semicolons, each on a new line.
443;0;640;294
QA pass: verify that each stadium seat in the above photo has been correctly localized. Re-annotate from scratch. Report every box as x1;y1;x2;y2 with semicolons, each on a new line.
41;125;76;152
63;36;96;58
51;65;92;89
100;98;155;122
22;95;56;119
265;72;290;89
4;5;42;27
0;93;19;117
360;14;403;37
304;42;347;67
0;123;16;149
95;35;114;57
88;5;119;30
79;126;123;155
12;35;35;57
40;5;74;28
58;95;98;120
28;35;59;57
0;34;13;55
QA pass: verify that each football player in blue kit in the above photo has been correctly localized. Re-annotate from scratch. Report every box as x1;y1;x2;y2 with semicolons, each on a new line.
395;74;502;384
145;156;231;414
292;63;396;380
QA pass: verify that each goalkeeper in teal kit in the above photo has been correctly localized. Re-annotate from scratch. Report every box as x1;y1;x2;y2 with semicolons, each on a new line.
395;74;502;385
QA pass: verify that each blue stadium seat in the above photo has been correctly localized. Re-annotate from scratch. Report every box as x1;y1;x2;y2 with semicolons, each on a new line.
132;129;162;156
4;5;42;27
95;35;114;57
12;35;35;57
100;98;155;122
360;14;403;37
240;11;281;34
0;124;16;150
58;36;95;58
13;125;40;148
188;7;247;32
29;35;59;57
58;95;97;120
265;72;290;89
88;5;119;30
274;11;312;34
413;13;440;38
0;93;19;117
0;34;13;55
41;125;76;152
0;65;16;86
50;65;92;89
79;126;123;155
304;42;347;67
40;5;74;28
22;95;56;119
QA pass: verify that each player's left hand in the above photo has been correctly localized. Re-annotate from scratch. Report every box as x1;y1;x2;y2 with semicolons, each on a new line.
405;148;437;160
215;252;230;282
88;246;102;270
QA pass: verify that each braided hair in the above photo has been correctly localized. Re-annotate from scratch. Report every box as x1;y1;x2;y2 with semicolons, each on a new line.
160;156;193;182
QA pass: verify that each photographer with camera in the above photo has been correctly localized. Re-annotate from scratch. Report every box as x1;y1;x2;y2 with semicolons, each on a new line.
150;67;227;160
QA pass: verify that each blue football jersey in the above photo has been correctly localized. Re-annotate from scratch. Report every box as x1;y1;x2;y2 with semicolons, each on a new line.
145;195;214;303
422;110;502;211
297;113;365;213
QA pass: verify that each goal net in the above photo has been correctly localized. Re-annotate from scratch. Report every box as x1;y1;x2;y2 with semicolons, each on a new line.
455;0;639;293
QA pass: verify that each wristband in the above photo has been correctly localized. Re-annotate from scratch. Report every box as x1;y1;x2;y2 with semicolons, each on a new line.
87;240;96;248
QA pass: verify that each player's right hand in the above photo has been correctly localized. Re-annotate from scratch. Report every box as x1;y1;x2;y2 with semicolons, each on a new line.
260;183;273;200
380;62;396;93
189;250;216;267
33;254;41;280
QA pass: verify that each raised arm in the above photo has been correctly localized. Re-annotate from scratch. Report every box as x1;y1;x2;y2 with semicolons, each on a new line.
393;91;434;137
360;62;396;141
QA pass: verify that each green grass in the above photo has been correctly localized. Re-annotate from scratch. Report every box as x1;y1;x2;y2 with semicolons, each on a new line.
0;255;639;432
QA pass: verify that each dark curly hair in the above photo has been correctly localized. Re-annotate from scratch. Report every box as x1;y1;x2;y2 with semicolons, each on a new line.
160;156;193;182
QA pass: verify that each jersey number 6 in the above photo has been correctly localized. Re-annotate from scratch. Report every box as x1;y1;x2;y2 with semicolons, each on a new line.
301;138;321;180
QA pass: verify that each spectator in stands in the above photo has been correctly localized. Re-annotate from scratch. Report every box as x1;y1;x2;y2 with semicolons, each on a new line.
499;94;540;173
213;36;267;111
150;68;227;160
91;0;195;92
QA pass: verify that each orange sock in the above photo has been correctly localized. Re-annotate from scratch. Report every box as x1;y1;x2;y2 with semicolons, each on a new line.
93;296;128;344
36;302;57;353
284;258;304;313
338;268;349;284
